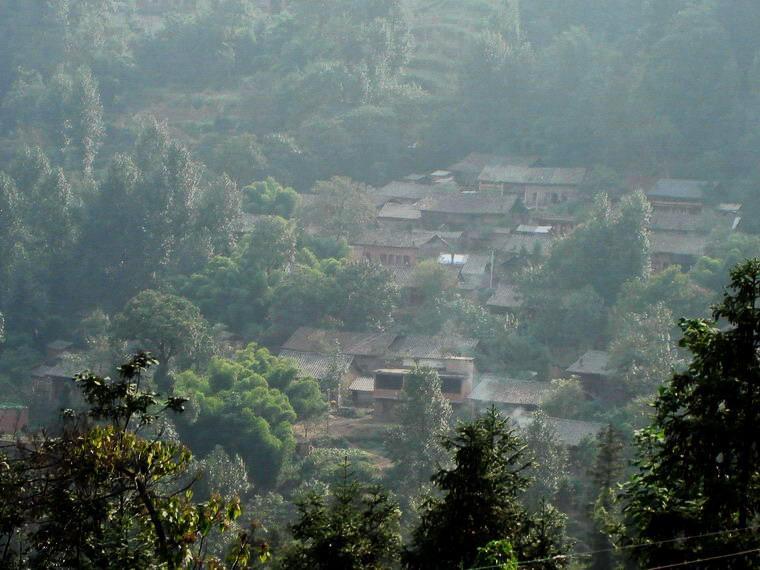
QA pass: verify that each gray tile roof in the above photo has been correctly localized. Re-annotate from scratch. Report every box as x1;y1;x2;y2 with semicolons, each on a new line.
567;350;612;377
478;166;587;186
351;228;461;249
279;350;354;380
470;375;551;406
386;266;417;288
650;210;706;232
515;415;605;446
348;376;374;392
420;192;519;215
647;179;712;201
282;327;397;357
376;181;456;201
388;334;479;359
487;284;523;309
461;254;491;275
377;202;422;220
650;231;707;257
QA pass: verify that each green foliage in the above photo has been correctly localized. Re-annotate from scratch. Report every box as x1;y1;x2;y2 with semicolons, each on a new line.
175;343;325;489
618;259;760;568
385;366;452;492
0;353;259;569
404;407;571;569
523;410;569;509
113;289;212;392
306;177;377;240
244;177;300;218
284;459;402;570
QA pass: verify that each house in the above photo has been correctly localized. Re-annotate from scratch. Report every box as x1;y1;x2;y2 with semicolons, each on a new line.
469;375;551;414
645;179;714;215
376;180;456;204
650;231;707;273
478;166;587;208
350;228;461;266
281;327;398;372
46;340;73;360
348;375;375;406
372;357;475;419
377;201;422;223
30;362;80;411
458;254;493;293
0;404;29;434
566;350;615;400
419;192;519;228
448;153;541;188
279;350;357;386
487;283;524;315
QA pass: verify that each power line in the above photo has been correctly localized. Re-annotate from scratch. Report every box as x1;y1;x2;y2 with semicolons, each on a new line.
464;525;760;570
645;547;760;569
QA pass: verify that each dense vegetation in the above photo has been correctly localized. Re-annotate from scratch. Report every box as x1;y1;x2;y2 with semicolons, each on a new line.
0;1;759;568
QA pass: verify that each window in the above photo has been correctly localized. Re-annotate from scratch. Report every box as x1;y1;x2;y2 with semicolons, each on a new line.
441;376;462;395
376;373;404;391
403;255;411;266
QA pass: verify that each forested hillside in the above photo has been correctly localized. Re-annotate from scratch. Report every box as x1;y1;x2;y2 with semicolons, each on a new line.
0;1;759;568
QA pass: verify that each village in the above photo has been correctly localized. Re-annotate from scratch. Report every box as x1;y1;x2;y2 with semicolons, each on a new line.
10;150;744;471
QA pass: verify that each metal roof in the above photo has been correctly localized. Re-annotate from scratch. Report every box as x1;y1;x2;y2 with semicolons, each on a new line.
566;350;612;377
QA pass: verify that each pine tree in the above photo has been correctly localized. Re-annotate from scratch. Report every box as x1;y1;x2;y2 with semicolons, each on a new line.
403;407;571;569
619;259;760;568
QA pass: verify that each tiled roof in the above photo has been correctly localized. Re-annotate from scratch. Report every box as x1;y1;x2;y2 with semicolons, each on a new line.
469;375;551;406
515;415;604;446
352;228;461;249
487;284;523;309
647;179;711;201
30;363;78;379
500;234;554;255
461;254;491;275
378;202;422;220
458;272;487;291
282;327;397;356
479;166;586;186
650;210;706;233
515;225;552;235
279;350;354;380
650;231;707;257
420;193;518;215
376;181;456;201
348;376;374;392
387;266;417;288
388;334;479;359
567;350;612;377
46;340;73;351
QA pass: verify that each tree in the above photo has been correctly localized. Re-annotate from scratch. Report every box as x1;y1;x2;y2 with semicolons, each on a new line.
332;260;398;331
284;460;401;570
618;259;760;568
384;366;452;493
243;177;299;218
588;425;625;570
114;290;211;392
241;215;297;276
523;410;569;509
307;177;376;240
404;407;571;569
0;353;259;569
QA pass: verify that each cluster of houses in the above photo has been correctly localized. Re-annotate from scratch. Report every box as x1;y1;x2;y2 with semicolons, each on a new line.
277;326;605;447
344;153;741;314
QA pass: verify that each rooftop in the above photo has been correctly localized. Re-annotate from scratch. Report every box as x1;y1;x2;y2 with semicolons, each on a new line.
515;224;552;235
46;340;73;351
461;254;491;275
647;179;712;202
514;415;604;446
469;375;551;406
282;327;397;357
351;228;461;249
499;233;554;256
348;376;374;392
279;350;354;380
650;231;708;257
377;201;422;220
420;192;519;215
448;153;541;175
478;166;587;186
566;350;612;377
377;181;456;201
487;284;523;309
388;334;479;359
